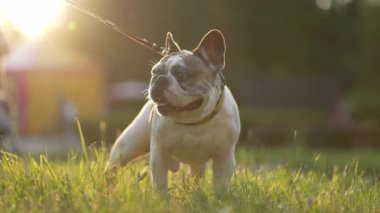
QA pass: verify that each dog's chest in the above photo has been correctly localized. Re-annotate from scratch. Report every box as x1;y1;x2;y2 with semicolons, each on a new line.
165;127;221;164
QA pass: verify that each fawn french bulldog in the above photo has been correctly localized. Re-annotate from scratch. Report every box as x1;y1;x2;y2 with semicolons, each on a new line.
106;29;240;195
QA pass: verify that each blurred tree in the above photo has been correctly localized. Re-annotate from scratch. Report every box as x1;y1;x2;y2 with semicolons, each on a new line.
226;0;359;77
357;2;380;89
54;0;376;90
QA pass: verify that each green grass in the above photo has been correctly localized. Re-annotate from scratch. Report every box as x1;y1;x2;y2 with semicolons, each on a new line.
0;145;379;212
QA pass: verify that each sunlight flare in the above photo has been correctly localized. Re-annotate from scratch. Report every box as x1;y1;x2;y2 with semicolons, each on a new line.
0;0;65;40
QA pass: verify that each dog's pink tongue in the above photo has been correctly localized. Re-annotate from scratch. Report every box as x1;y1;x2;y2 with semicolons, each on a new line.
182;99;203;111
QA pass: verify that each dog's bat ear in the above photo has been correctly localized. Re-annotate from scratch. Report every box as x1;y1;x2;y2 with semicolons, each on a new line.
193;29;226;72
165;32;181;54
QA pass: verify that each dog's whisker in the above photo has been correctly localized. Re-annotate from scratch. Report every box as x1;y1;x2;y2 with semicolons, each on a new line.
142;88;149;95
142;89;151;101
148;60;158;67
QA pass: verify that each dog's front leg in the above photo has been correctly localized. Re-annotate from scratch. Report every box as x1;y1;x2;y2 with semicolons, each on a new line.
105;102;153;171
212;149;235;195
150;142;169;195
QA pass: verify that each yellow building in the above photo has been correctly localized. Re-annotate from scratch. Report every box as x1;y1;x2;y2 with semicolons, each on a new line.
4;41;105;135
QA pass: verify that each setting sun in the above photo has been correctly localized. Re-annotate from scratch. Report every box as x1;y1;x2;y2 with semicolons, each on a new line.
0;0;65;40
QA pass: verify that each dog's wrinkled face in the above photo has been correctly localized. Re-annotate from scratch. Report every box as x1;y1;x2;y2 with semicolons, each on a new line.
148;30;226;121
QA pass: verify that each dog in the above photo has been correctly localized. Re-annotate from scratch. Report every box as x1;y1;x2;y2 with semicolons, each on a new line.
105;29;241;195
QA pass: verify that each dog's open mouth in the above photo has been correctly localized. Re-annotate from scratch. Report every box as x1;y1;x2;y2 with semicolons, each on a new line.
155;98;203;115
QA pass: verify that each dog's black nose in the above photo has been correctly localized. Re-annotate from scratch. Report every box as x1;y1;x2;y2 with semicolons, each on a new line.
150;76;170;103
155;75;170;88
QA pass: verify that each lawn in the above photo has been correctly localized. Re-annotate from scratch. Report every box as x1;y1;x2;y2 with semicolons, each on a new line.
0;143;379;213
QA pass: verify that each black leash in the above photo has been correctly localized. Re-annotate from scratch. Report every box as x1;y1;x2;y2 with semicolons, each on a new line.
64;0;166;56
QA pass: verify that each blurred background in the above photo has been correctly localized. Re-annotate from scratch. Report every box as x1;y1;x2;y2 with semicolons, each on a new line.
0;0;380;155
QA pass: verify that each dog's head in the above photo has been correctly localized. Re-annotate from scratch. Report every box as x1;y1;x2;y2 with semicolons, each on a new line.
149;29;226;123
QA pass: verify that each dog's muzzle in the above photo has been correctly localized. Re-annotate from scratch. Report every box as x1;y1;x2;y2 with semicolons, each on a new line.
150;75;203;115
150;76;170;104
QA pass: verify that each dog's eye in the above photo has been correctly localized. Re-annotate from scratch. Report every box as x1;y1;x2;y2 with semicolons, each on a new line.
173;71;187;82
171;66;189;82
